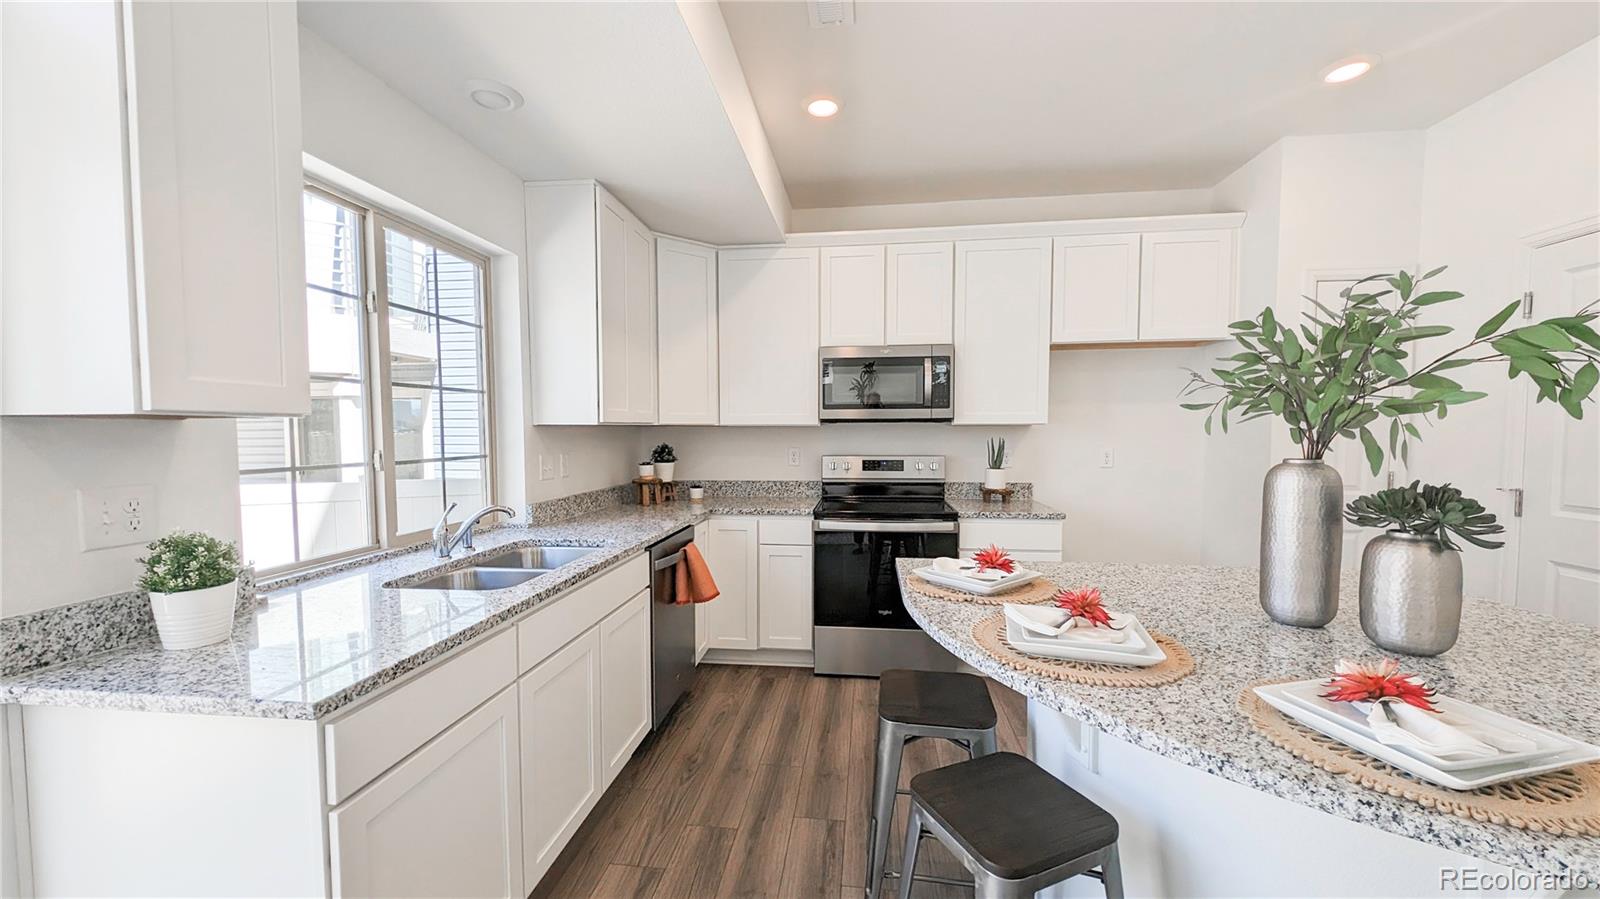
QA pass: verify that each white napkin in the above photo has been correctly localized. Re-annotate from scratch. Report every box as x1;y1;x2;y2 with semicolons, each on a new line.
1057;615;1132;644
1359;700;1538;762
933;557;1005;582
1002;603;1134;645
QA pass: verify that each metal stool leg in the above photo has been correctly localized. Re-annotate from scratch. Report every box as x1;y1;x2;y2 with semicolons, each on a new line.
968;725;999;759
1100;843;1125;899
895;805;924;899
866;719;905;899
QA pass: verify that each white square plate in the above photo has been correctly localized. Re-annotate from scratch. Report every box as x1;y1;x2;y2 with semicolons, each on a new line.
1004;615;1167;667
914;565;1042;596
1002;604;1149;654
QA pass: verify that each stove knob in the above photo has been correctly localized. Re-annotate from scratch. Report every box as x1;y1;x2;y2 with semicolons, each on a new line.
827;461;837;471
843;461;852;470
915;462;924;470
930;462;939;471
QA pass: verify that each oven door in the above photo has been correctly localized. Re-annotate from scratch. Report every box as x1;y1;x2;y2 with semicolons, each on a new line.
820;346;952;421
813;520;960;629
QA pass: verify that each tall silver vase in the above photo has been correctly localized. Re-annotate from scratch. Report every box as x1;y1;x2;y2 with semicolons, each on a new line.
1260;459;1343;627
1359;531;1463;656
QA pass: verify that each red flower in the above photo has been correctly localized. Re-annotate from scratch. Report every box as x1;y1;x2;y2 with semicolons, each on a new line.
972;545;1015;574
1321;659;1438;712
1054;586;1115;628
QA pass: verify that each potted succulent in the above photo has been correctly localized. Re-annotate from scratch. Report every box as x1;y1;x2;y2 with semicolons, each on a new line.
985;437;1007;491
687;483;706;503
1180;266;1597;628
651;443;677;482
637;461;654;479
1344;482;1504;656
137;530;242;650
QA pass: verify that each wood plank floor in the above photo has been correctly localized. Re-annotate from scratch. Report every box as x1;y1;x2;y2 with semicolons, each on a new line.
531;664;1030;899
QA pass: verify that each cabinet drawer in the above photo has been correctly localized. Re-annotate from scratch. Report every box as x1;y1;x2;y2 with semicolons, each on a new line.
517;554;648;674
325;629;517;805
758;517;813;546
959;520;1063;553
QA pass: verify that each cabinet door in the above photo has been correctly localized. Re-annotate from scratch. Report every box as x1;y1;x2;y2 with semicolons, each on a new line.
703;517;759;650
1052;234;1141;343
657;238;720;424
599;589;652;787
718;248;820;425
758;543;813;650
693;522;711;661
886;242;955;345
598;188;656;423
126;1;309;415
1138;229;1237;341
519;629;602;888
624;215;657;421
820;245;886;346
330;687;523;899
953;238;1053;424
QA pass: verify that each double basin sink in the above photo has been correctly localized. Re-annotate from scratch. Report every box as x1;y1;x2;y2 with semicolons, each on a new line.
395;545;597;592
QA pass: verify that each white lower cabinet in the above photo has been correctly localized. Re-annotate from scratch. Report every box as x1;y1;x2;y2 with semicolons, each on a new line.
959;519;1064;561
519;628;603;888
704;516;760;650
599;589;653;786
329;687;523;899
758;543;813;650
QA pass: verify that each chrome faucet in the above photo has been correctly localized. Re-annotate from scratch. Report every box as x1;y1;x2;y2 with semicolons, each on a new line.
432;503;517;558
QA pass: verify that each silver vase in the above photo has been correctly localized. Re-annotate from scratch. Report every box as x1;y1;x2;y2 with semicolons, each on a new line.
1358;531;1463;656
1260;459;1343;627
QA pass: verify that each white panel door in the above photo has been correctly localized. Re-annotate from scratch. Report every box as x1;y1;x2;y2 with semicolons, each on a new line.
886;242;955;345
330;687;523;899
656;238;719;424
624;214;657;422
598;589;652;786
953;238;1053;424
1138;229;1237;341
820;245;887;346
1513;233;1600;626
597;189;655;423
693;521;711;661
1052;234;1141;343
519;628;601;888
703;517;760;650
718;247;820;425
126;1;309;415
758;543;813;650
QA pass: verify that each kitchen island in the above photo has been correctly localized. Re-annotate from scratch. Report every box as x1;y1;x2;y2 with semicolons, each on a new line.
898;560;1600;897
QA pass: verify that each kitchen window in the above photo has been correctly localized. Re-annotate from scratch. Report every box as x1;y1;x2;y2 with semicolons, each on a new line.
237;186;494;573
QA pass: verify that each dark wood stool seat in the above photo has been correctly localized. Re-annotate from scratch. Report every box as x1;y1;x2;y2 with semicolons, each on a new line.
910;751;1119;880
877;668;997;731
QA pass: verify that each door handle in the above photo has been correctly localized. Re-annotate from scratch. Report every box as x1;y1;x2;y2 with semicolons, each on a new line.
653;550;686;571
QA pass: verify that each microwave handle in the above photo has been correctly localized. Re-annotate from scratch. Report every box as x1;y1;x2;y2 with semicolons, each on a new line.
924;356;934;402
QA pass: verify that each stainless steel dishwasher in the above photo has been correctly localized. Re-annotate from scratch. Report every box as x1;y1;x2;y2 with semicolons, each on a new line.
650;526;698;727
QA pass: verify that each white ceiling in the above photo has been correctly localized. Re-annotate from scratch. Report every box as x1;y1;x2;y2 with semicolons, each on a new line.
721;1;1600;208
297;1;786;244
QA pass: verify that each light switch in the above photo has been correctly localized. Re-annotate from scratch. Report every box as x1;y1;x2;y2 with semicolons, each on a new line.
79;485;156;551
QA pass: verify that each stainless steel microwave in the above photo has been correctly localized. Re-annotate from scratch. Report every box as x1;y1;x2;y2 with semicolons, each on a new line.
819;345;953;422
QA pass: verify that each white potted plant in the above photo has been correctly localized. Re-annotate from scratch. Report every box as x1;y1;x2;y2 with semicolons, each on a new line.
637;460;654;479
651;443;677;482
984;437;1007;490
137;530;242;650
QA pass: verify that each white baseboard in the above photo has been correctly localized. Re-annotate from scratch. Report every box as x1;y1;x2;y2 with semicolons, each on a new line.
699;648;815;668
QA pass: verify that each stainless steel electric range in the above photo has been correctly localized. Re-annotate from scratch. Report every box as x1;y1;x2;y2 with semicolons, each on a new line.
812;455;963;677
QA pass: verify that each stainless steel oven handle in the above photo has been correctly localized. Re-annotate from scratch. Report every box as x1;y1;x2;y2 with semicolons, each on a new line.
813;519;959;533
652;551;685;571
924;356;933;403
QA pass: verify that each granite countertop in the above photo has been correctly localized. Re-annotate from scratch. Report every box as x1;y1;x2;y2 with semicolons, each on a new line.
947;496;1064;520
898;560;1600;879
0;496;812;721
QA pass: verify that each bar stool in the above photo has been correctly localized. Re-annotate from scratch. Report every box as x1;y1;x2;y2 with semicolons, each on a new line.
867;669;999;899
899;751;1124;899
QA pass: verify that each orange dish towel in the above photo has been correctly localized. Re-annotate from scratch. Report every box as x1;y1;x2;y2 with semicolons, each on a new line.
673;542;721;605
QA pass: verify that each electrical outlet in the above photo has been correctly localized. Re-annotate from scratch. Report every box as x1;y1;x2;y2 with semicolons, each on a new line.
787;447;801;467
538;455;555;481
559;453;570;479
1100;449;1115;469
79;485;156;551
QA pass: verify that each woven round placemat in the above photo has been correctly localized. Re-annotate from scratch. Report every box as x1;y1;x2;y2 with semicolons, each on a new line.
907;573;1060;605
970;612;1195;687
1238;679;1600;836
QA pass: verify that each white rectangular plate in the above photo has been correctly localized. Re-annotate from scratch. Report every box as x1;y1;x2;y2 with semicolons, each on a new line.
915;565;1042;596
1253;682;1600;790
1004;616;1167;667
1003;605;1149;654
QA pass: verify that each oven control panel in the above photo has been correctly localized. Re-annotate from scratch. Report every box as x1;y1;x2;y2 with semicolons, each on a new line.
820;455;945;481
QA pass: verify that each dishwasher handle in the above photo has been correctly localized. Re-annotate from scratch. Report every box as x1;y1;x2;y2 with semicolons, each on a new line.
652;550;685;571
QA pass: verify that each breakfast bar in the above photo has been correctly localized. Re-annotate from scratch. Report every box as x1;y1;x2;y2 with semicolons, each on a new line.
898;560;1600;897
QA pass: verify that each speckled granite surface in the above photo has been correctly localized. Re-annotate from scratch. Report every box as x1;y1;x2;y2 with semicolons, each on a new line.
0;496;813;720
946;481;1033;501
897;559;1600;879
947;496;1064;520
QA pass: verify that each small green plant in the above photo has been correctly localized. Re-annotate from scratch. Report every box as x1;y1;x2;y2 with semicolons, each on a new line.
1344;481;1504;552
987;437;1006;469
650;443;676;464
137;531;241;594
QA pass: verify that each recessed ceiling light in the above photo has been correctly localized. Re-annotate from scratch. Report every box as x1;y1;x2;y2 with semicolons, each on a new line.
806;97;841;118
1321;55;1376;84
466;78;524;112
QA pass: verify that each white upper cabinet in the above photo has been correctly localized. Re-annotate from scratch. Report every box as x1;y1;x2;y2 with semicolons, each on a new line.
820;245;887;346
655;237;720;425
953;238;1053;425
1051;234;1141;343
1138;229;1238;341
527;181;656;425
886;242;955;345
1;1;308;416
717;247;820;426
